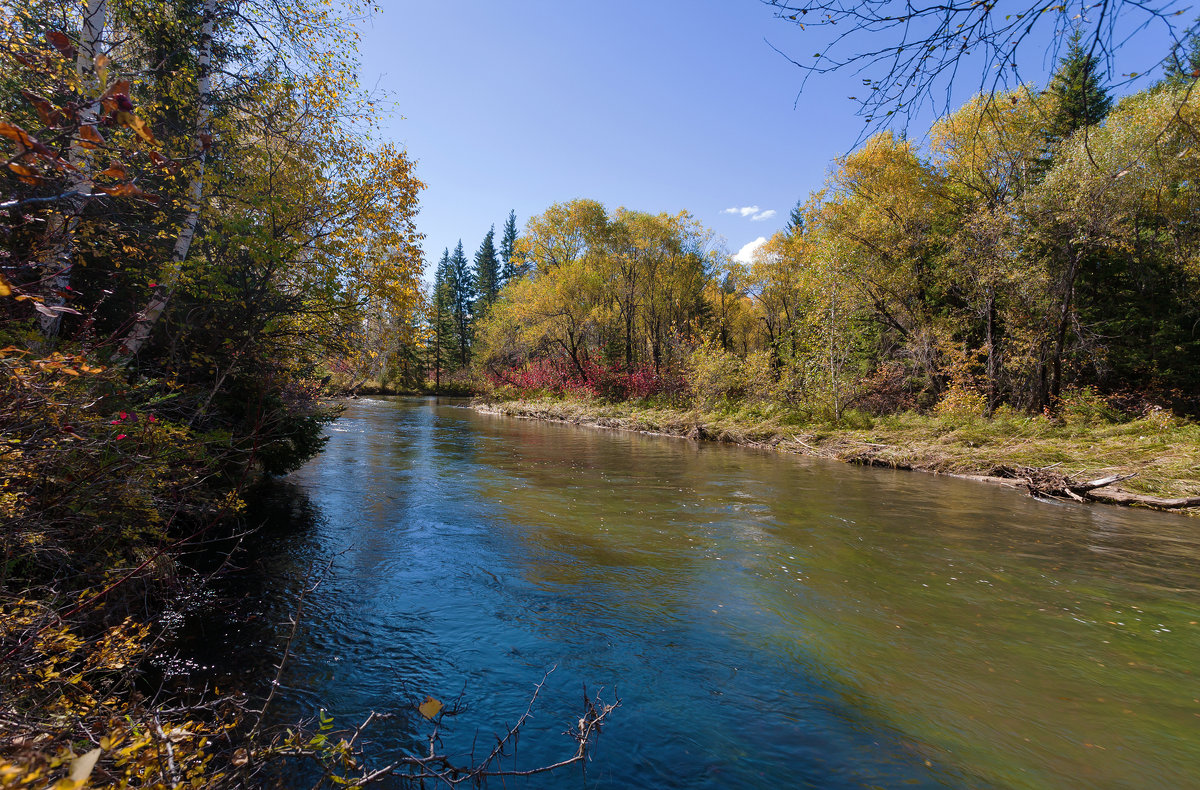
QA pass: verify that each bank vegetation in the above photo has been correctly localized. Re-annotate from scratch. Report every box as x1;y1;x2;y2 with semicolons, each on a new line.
470;42;1200;512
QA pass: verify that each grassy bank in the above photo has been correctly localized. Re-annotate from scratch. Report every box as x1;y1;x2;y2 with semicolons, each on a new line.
476;396;1200;513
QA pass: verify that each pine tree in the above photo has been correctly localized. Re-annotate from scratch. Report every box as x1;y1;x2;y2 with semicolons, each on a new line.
1045;29;1113;145
500;210;520;282
474;226;500;309
449;240;474;366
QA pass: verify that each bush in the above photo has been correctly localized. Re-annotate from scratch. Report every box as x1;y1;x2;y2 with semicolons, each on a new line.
934;382;988;420
687;344;773;409
1058;387;1126;425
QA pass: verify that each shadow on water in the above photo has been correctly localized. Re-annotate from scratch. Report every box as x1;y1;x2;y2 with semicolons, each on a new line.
171;397;1200;790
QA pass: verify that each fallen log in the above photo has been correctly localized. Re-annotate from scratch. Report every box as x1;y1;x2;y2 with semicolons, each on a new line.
1072;472;1138;493
1083;490;1200;510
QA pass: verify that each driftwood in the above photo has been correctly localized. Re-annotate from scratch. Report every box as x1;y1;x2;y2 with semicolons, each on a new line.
982;467;1200;511
1083;490;1200;509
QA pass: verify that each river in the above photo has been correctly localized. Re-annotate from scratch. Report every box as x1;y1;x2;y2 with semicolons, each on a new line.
175;396;1200;789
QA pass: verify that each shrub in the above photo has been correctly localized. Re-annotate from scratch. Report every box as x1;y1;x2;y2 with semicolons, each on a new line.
934;382;988;420
687;344;773;409
1058;387;1126;425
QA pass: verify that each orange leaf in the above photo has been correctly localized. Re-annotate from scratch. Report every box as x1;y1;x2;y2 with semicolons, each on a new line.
96;182;157;202
0;121;55;158
78;125;104;149
21;90;60;128
0;121;34;148
100;161;128;179
45;31;77;59
7;162;42;185
100;80;132;113
13;52;41;70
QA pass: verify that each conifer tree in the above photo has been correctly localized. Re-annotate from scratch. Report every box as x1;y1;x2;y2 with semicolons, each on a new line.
474;226;501;309
430;248;456;388
1160;23;1200;90
784;200;805;236
449;240;474;366
500;210;520;282
1046;30;1113;145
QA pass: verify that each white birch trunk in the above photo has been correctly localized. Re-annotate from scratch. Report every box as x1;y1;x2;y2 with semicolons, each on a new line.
112;0;215;362
40;0;106;337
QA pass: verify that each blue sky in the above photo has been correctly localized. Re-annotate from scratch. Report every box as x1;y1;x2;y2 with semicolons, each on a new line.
355;1;1180;275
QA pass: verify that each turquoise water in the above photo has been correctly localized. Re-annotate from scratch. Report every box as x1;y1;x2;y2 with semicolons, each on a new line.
178;397;1200;788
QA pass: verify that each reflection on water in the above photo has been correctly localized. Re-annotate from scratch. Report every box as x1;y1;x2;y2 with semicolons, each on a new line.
177;397;1200;789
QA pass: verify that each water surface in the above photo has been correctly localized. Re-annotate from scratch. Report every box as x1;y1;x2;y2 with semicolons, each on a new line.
179;397;1200;789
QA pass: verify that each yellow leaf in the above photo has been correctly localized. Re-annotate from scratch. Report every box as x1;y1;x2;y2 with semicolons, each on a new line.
417;696;443;720
0;275;11;297
68;748;101;786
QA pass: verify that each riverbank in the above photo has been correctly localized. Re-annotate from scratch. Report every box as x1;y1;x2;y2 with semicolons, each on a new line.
475;397;1200;513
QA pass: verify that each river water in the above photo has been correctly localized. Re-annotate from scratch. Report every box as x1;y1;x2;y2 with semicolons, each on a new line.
177;397;1200;789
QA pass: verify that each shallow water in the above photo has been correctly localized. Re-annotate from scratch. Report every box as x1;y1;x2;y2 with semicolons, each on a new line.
177;397;1200;789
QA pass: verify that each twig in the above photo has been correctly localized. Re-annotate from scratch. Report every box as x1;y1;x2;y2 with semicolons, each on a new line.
249;553;340;740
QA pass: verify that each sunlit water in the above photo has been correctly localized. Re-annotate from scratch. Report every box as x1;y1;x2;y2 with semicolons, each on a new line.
175;397;1200;789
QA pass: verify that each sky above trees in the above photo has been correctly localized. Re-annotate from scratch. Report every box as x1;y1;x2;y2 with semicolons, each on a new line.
357;0;1178;275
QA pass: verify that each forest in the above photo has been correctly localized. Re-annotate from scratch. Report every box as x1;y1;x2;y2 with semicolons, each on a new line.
462;36;1200;423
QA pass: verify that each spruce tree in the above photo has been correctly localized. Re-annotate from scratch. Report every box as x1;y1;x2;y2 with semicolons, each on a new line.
500;210;520;282
474;226;500;309
784;200;804;236
430;248;456;387
1045;29;1113;145
1159;23;1200;90
449;240;474;366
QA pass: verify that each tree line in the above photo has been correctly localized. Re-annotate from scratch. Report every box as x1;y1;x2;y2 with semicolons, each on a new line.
473;34;1200;418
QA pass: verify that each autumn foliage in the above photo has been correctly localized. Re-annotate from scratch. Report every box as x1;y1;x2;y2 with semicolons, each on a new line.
1;0;424;785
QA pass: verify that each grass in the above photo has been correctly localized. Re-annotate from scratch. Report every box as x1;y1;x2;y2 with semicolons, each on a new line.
477;395;1200;505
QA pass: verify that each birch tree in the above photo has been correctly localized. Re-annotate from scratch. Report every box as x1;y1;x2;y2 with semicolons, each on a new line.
38;0;105;337
112;0;213;362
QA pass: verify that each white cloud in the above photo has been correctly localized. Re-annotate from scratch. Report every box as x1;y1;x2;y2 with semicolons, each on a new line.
722;205;760;217
751;209;777;222
733;236;768;264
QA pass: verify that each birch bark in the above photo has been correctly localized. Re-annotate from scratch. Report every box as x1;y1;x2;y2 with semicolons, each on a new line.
39;0;106;337
113;0;215;362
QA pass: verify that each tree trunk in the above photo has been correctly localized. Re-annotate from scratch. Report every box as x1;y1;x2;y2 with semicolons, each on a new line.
40;0;106;338
1049;252;1081;408
112;0;214;362
984;285;998;417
